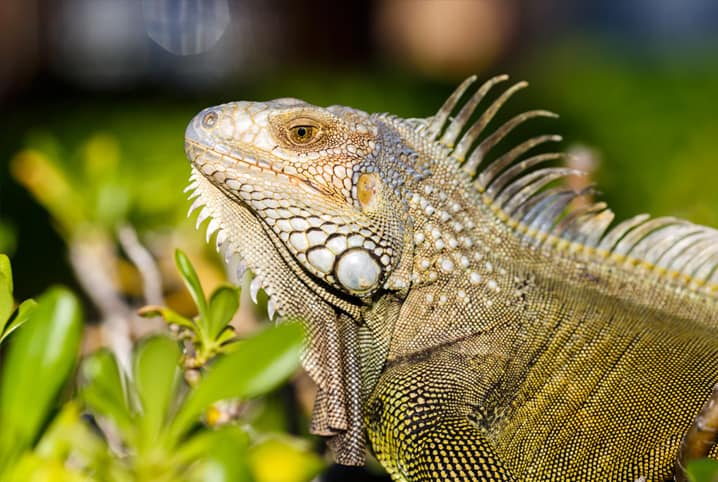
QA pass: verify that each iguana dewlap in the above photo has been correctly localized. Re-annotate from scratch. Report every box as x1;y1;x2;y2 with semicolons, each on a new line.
184;76;718;481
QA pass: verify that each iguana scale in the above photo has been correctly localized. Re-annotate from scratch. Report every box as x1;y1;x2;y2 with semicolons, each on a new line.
184;75;718;481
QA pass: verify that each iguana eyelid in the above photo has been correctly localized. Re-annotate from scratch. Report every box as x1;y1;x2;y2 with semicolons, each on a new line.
287;117;322;130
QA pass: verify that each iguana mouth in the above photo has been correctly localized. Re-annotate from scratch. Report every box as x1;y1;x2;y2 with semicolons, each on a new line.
184;138;291;318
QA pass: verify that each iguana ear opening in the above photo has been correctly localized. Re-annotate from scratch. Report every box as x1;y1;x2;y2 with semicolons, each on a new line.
349;165;415;298
356;172;381;212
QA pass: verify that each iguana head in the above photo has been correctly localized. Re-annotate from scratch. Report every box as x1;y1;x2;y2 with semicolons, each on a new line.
185;99;413;301
184;98;416;463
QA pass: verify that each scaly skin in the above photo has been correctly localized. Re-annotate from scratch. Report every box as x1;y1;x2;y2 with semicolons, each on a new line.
184;76;718;480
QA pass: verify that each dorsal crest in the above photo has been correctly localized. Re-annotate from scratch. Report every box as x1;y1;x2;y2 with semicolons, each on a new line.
425;75;718;297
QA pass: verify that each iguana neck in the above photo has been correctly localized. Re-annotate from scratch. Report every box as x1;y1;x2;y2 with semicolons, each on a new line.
380;130;523;358
381;118;718;360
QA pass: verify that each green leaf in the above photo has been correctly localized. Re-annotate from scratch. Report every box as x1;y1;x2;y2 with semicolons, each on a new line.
34;401;107;471
197;427;253;482
170;323;303;440
207;286;239;340
0;255;36;345
216;327;238;347
0;299;37;344
133;336;180;451
80;349;133;439
138;305;196;331
687;458;718;482
0;287;83;457
174;250;209;330
176;426;250;481
5;452;94;482
0;254;14;335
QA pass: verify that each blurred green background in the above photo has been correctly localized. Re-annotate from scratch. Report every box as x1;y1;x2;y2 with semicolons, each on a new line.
0;1;717;480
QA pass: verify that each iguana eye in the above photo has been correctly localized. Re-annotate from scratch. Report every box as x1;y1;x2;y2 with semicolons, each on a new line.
288;125;318;145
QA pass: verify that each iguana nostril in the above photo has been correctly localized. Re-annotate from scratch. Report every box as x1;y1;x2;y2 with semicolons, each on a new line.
202;111;218;127
186;108;218;143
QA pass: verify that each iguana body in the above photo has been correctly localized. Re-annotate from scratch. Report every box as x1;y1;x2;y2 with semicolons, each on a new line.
184;76;718;481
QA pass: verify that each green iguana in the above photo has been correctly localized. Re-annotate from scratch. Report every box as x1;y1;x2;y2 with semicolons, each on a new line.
184;75;718;481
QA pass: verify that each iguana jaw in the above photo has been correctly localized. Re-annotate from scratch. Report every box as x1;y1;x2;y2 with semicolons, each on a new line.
184;150;367;323
184;167;298;319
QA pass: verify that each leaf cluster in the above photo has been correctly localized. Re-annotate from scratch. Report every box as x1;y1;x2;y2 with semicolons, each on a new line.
0;253;322;482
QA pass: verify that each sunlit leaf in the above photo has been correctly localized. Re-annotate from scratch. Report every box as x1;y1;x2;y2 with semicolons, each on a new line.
175;249;209;328
687;458;718;482
0;299;37;344
83;133;119;182
133;336;180;450
95;182;131;228
138;305;196;331
0;287;83;456
199;427;253;482
249;436;324;482
176;426;251;482
80;349;133;438
0;254;14;334
10;148;86;236
0;221;17;256
6;453;93;482
207;286;239;340
33;401;107;475
169;323;303;440
216;327;237;347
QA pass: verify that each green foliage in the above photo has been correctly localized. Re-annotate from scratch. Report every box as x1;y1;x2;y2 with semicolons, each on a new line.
10;133;120;238
0;253;321;481
249;436;325;482
80;251;316;481
525;42;718;227
0;254;16;336
0;221;16;257
81;325;302;481
0;287;83;453
140;250;241;367
687;458;718;482
0;254;37;344
0;278;84;480
10;129;191;241
170;323;303;439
